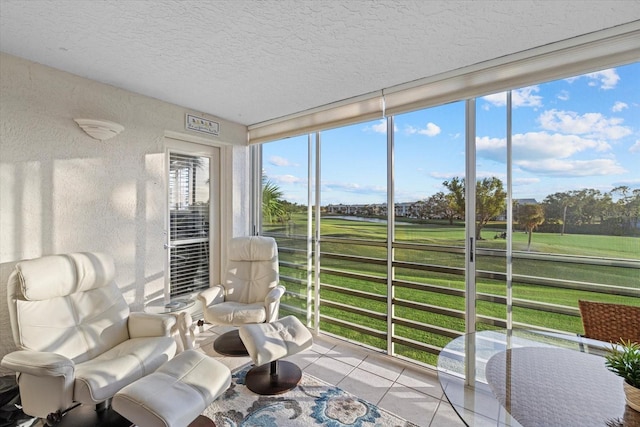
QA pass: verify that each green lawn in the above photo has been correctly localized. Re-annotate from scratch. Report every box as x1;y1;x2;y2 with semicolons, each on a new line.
266;214;640;365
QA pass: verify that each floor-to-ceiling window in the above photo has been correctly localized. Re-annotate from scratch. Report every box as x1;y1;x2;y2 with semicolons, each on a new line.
506;63;640;331
257;61;640;368
474;92;510;330
318;122;388;348
392;102;468;365
260;135;313;321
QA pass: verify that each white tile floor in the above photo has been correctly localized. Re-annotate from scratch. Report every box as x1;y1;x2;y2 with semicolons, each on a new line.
193;325;466;427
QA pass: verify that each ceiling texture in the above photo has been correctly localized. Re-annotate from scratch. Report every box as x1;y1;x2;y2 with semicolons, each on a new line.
1;0;640;127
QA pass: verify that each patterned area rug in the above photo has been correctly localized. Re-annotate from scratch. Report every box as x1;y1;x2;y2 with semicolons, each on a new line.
201;364;417;426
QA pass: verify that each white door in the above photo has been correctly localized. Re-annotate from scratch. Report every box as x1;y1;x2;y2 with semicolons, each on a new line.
165;138;220;301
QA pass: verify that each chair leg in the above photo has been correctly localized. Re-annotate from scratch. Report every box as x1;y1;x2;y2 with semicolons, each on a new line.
96;398;110;412
213;330;249;356
44;403;81;426
245;360;302;395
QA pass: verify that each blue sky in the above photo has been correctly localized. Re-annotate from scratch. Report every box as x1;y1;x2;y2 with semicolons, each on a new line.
263;62;639;206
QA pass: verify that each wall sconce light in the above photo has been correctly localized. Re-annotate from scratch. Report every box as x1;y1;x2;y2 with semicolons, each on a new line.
74;119;124;141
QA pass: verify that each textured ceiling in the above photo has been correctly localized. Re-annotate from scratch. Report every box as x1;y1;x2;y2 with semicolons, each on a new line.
1;0;639;126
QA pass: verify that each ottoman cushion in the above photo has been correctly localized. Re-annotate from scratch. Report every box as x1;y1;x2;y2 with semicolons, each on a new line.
239;315;313;366
112;349;231;427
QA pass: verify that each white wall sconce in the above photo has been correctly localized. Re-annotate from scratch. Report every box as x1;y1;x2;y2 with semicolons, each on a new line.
74;119;124;141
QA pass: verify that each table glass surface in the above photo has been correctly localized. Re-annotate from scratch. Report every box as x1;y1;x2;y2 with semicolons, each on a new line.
145;297;195;314
436;329;638;427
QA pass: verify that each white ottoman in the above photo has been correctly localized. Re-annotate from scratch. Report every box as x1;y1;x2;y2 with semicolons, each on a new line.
112;349;231;427
239;315;313;395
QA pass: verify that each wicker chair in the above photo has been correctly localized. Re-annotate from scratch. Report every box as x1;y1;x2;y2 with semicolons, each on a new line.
578;300;640;343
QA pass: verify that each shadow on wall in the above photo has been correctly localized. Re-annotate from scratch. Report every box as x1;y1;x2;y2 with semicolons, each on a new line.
0;260;20;376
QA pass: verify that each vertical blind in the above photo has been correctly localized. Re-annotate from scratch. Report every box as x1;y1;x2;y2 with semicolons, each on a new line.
168;152;211;298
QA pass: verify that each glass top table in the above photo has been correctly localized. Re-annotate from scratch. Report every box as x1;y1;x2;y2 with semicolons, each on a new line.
145;296;195;314
437;329;638;426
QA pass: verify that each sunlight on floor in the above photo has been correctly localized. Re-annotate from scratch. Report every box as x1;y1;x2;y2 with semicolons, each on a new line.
194;324;466;427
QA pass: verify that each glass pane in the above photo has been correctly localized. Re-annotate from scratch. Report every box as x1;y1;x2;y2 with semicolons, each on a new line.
509;62;640;332
475;91;508;329
169;152;210;297
261;135;311;319
393;102;466;365
319;120;387;349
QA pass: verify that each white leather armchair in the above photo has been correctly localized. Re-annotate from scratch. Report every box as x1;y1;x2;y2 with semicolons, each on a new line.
198;236;285;328
0;252;177;420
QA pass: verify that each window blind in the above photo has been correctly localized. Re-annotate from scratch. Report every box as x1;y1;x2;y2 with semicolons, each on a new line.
168;152;210;298
247;23;639;144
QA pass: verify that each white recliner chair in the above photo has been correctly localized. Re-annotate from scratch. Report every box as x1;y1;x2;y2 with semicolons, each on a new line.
197;236;285;354
0;252;177;421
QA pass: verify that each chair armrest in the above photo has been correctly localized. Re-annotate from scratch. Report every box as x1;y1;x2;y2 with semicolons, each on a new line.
265;285;286;323
197;285;225;307
266;285;286;304
128;312;176;338
1;350;74;377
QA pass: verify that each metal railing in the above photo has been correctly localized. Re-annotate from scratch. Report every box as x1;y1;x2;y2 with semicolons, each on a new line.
270;232;640;366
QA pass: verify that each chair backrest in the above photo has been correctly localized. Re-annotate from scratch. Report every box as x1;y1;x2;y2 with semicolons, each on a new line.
223;236;279;304
7;252;130;363
578;300;640;343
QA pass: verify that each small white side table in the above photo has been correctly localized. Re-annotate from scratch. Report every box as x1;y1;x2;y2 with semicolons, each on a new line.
145;297;197;353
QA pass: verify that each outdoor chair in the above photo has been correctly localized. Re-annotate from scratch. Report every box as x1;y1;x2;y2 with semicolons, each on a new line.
578;300;640;343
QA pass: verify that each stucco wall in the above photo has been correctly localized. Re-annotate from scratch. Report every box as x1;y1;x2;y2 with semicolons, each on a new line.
0;53;251;372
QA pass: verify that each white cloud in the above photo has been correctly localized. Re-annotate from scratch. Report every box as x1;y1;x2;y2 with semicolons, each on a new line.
282;193;305;203
475;132;628;178
421;122;441;136
271;174;302;184
477;132;611;163
586;69;620;90
566;68;620;90
366;119;397;134
538;109;632;140
514;177;541;186
482;86;542;108
429;171;463;180
322;181;386;195
612;101;628;112
557;90;569;101
516;158;626;177
405;122;441;137
371;119;387;133
268;156;297;167
630;140;640;154
512;86;543;108
611;179;640;189
482;92;506;106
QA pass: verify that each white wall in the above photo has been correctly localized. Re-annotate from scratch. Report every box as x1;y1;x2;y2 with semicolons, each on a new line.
0;53;251;371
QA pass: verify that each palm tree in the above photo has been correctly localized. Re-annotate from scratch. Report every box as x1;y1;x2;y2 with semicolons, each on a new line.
518;204;545;251
262;175;285;224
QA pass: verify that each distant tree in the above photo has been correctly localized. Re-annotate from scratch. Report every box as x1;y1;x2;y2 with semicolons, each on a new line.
611;186;640;229
632;189;640;230
573;189;608;225
410;200;430;219
428;191;458;224
543;191;575;235
442;177;465;220
517;204;545;251
475;177;507;240
443;176;506;239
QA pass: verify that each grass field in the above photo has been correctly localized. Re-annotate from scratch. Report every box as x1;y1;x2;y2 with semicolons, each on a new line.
266;213;640;365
